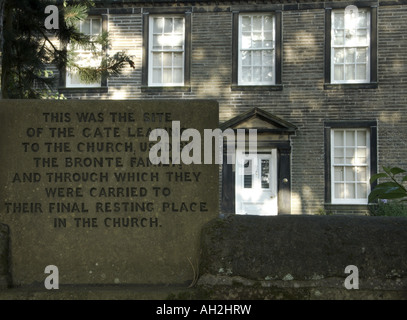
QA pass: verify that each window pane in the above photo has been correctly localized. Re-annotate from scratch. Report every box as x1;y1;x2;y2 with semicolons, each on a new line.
356;64;367;80
357;29;368;45
345;167;355;181
174;18;184;33
244;160;252;188
241;51;251;66
344;32;358;46
153;18;163;33
357;167;367;181
253;16;262;31
334;131;344;146
264;32;274;48
334;65;344;81
357;131;367;146
253;67;262;82
163;68;172;83
356;48;367;63
357;183;367;198
345;65;355;80
164;18;173;33
242;67;251;82
345;183;356;198
264;15;273;30
334;49;344;63
152;68;161;83
253;51;262;65
263;50;273;66
153;35;162;49
68;73;81;85
333;30;344;46
334;167;344;181
92;19;101;36
345;148;355;164
358;11;368;28
252;32;263;48
171;35;184;49
82;20;91;35
241;33;252;49
152;53;162;67
173;68;183;83
334;148;344;164
356;148;367;164
163;53;172;67
261;159;270;189
335;183;344;198
262;67;273;82
241;16;251;32
173;53;183;67
333;12;344;29
345;48;355;63
346;131;355;146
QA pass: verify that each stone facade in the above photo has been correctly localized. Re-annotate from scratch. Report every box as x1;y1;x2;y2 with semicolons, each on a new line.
55;0;407;215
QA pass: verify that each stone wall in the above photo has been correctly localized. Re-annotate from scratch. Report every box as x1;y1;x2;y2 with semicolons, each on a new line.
197;215;407;299
0;224;10;289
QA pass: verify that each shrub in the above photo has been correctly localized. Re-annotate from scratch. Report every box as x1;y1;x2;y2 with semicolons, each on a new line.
369;201;407;217
369;166;407;203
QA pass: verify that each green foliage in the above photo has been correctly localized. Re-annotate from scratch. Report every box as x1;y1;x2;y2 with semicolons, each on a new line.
1;0;134;98
369;166;407;203
369;201;407;217
316;208;332;215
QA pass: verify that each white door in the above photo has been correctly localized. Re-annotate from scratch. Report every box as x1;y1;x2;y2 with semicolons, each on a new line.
235;149;278;215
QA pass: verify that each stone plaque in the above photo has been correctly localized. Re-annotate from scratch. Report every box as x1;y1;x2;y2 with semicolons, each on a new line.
0;99;219;286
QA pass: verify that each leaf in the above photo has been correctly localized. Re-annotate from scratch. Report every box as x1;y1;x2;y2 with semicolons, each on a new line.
370;172;388;184
374;182;402;189
390;167;407;175
369;182;407;202
382;166;392;175
381;193;407;199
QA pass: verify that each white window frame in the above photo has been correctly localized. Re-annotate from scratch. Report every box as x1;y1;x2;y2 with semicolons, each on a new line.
331;8;371;84
238;13;276;86
66;17;103;88
331;128;371;204
148;15;185;87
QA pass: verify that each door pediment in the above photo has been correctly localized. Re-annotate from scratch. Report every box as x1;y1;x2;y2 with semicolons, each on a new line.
220;108;297;134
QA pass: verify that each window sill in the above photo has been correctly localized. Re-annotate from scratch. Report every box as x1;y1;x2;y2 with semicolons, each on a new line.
141;86;191;93
58;87;108;94
231;84;283;91
324;82;378;90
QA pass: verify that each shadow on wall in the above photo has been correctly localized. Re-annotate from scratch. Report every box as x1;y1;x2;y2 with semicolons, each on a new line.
0;223;11;288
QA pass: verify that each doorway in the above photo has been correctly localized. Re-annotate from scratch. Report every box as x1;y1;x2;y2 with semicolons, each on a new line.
235;149;278;215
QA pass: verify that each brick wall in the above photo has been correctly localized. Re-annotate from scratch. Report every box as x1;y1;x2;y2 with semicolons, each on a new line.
59;1;407;214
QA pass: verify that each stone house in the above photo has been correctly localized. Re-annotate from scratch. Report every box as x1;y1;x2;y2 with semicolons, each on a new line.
55;0;407;216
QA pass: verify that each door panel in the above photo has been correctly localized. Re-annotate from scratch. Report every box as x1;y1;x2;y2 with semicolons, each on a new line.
235;149;277;215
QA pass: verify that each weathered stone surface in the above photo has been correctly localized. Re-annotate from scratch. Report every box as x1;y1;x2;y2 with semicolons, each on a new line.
0;99;219;286
198;215;407;299
0;223;10;289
